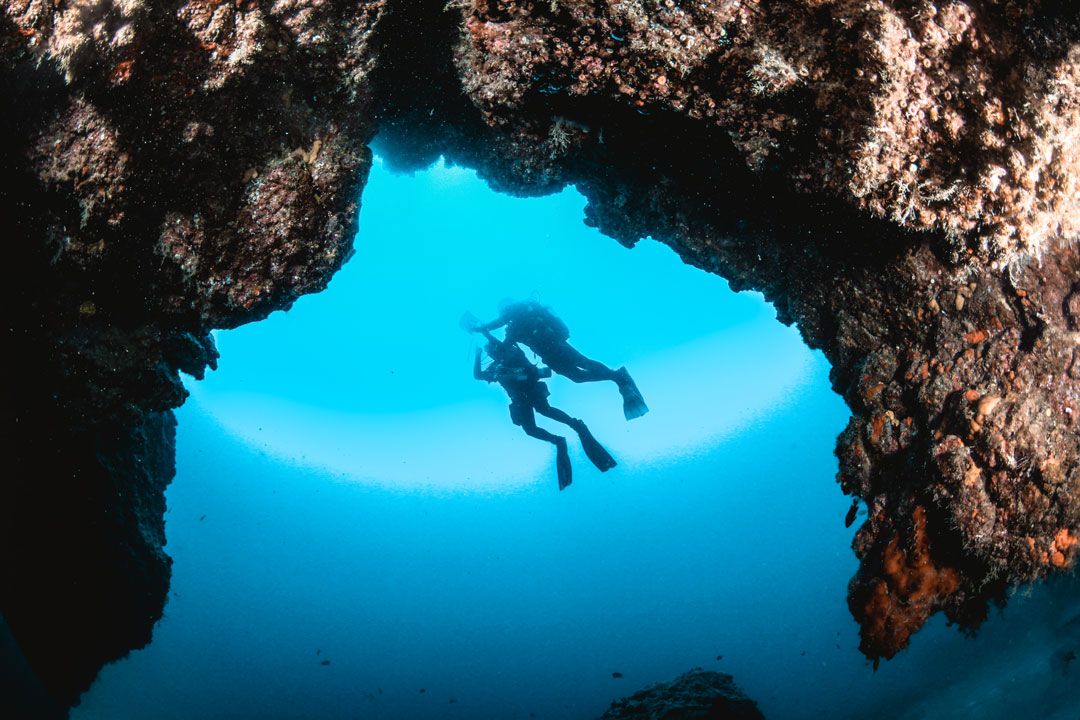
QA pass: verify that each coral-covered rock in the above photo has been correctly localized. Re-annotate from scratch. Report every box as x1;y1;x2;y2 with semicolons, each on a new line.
839;245;1080;660
6;0;384;419
451;0;1079;261
599;668;765;720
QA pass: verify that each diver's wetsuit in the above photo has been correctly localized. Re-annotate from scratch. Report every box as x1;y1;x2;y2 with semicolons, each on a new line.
478;300;619;383
476;300;648;419
474;334;616;490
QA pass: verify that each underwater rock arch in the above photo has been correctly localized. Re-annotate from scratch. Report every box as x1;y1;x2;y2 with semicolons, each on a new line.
3;0;1077;710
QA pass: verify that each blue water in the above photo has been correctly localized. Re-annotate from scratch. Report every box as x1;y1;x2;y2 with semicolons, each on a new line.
71;157;1079;719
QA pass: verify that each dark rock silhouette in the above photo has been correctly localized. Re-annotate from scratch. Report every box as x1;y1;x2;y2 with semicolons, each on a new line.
3;409;175;709
600;668;764;720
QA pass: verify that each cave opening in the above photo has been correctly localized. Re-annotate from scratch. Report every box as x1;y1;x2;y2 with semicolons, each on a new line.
185;152;822;492
58;151;1079;720
68;151;861;719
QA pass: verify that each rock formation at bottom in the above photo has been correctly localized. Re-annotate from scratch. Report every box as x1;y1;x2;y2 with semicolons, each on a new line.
600;668;765;720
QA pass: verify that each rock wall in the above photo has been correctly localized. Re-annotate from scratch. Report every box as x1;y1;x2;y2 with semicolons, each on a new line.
2;411;176;709
3;0;1077;709
3;0;386;705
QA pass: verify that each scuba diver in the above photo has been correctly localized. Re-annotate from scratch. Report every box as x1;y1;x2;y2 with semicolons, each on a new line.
469;299;648;420
473;330;616;490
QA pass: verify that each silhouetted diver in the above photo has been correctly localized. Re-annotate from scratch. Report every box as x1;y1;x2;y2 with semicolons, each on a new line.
473;331;616;490
471;299;648;419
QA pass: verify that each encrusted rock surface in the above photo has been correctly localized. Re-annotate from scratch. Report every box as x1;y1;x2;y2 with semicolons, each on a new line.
6;0;384;422
453;0;1079;261
599;668;765;719
3;0;1078;710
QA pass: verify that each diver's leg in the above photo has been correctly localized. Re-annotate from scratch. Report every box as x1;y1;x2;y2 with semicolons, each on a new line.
512;403;554;442
512;404;572;489
519;418;560;444
535;402;617;472
547;361;590;383
532;401;578;429
539;344;619;383
541;345;647;420
565;347;619;380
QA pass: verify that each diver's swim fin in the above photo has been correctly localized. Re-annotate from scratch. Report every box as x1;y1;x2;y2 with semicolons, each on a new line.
574;424;617;472
616;368;649;420
556;438;573;490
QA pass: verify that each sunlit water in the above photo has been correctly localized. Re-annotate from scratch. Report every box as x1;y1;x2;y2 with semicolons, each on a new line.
71;157;1079;720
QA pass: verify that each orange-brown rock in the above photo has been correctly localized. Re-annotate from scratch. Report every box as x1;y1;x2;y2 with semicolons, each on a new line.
852;506;961;660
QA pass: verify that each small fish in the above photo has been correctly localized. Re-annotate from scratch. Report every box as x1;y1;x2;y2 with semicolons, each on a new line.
377;687;383;695
316;649;321;655
449;698;457;704
844;499;859;528
801;650;806;656
320;660;331;666
611;672;623;679
419;688;426;694
199;515;206;522
715;655;723;661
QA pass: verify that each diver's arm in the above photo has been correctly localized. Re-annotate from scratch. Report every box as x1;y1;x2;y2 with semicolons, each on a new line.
537;366;552;379
475;313;508;333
